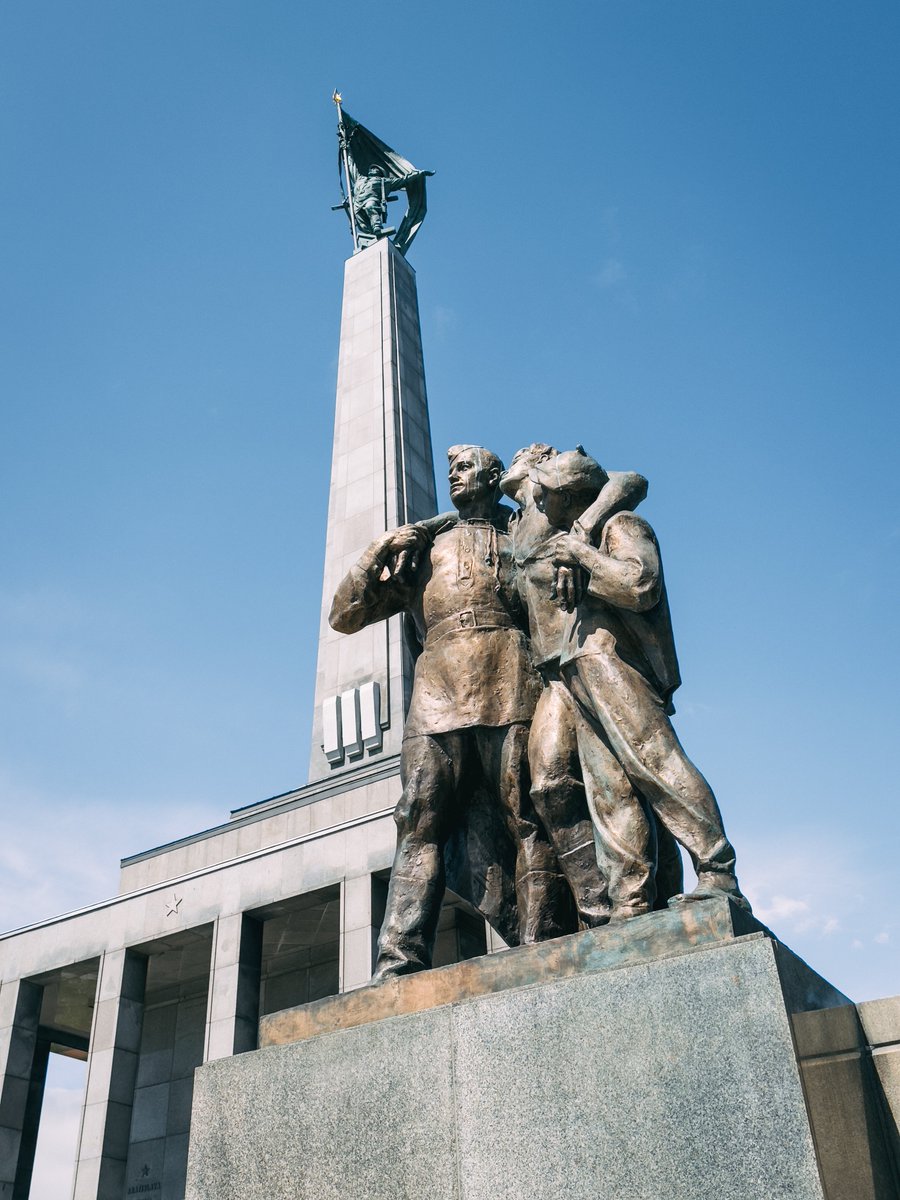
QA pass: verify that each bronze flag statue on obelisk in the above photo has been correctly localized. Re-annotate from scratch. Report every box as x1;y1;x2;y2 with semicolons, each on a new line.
332;91;434;255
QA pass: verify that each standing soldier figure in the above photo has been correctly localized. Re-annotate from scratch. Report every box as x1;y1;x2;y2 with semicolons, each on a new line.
530;448;750;919
330;445;570;978
352;164;432;240
332;95;434;255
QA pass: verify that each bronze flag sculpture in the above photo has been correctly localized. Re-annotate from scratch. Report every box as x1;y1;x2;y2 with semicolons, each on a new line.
332;93;434;255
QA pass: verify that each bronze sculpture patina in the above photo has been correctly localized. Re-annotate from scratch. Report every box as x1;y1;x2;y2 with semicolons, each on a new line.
531;447;748;917
329;446;571;977
332;93;434;255
499;445;685;921
330;441;749;973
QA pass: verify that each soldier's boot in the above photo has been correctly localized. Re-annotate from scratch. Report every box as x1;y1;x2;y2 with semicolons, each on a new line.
653;816;684;909
515;864;575;945
668;837;751;914
529;779;610;929
373;841;445;979
557;840;611;928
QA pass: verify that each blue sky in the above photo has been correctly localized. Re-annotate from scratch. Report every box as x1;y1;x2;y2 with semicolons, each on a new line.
1;2;898;1186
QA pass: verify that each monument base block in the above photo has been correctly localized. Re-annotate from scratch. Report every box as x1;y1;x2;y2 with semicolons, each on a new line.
184;898;898;1200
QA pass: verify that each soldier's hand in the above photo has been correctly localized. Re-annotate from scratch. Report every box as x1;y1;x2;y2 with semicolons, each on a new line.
554;565;583;612
375;525;428;581
570;517;593;544
552;534;590;570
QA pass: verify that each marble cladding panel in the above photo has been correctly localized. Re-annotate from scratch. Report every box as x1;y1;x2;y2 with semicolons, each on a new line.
125;974;206;1199
336;622;382;685
163;1132;191;1197
336;508;390;559
344;471;382;518
130;1080;169;1142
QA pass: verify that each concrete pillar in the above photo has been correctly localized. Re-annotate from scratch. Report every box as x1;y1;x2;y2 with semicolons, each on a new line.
204;914;262;1061
0;977;42;1200
11;1035;50;1200
340;875;386;992
859;996;900;1184
309;236;438;782
72;949;147;1200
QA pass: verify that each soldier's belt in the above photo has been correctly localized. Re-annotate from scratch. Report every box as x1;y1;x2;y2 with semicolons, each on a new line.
427;609;518;643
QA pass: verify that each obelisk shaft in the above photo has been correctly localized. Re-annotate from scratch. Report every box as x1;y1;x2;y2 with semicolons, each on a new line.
308;237;437;782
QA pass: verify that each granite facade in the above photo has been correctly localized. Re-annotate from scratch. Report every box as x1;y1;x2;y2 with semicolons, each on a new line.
308;237;438;782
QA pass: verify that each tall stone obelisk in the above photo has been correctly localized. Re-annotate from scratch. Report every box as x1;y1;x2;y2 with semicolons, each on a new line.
308;235;437;782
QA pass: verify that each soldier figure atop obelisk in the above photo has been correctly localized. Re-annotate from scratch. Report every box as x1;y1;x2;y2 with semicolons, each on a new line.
331;92;434;255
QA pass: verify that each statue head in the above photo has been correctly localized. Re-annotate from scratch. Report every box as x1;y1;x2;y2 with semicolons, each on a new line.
530;447;609;530
499;443;558;500
447;445;504;516
367;164;385;177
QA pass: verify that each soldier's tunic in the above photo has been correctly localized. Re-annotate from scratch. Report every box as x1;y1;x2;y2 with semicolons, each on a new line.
331;517;565;976
351;172;415;236
335;519;541;732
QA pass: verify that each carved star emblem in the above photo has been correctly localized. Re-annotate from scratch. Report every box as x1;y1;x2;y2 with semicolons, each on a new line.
164;894;182;917
140;1164;150;1178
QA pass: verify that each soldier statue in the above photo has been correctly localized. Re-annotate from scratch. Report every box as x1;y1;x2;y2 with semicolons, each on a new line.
330;445;570;978
351;164;431;241
530;448;750;918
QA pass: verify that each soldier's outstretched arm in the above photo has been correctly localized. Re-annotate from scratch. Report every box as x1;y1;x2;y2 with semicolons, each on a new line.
415;511;457;539
329;526;426;634
571;471;648;543
552;513;661;613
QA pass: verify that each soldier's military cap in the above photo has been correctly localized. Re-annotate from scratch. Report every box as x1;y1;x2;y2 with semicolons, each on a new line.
530;446;607;493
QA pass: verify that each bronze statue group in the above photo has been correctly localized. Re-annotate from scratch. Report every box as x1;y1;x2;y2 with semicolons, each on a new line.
331;443;748;979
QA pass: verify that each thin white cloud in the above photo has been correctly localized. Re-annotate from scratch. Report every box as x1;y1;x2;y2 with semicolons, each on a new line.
432;305;457;336
4;646;85;696
755;895;813;926
0;766;216;934
595;257;627;289
739;834;848;938
0;586;85;633
735;829;896;1000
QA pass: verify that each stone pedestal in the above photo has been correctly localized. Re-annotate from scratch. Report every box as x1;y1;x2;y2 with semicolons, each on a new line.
183;897;899;1200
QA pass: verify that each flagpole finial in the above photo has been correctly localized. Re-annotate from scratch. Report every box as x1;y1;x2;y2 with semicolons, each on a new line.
332;90;343;106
